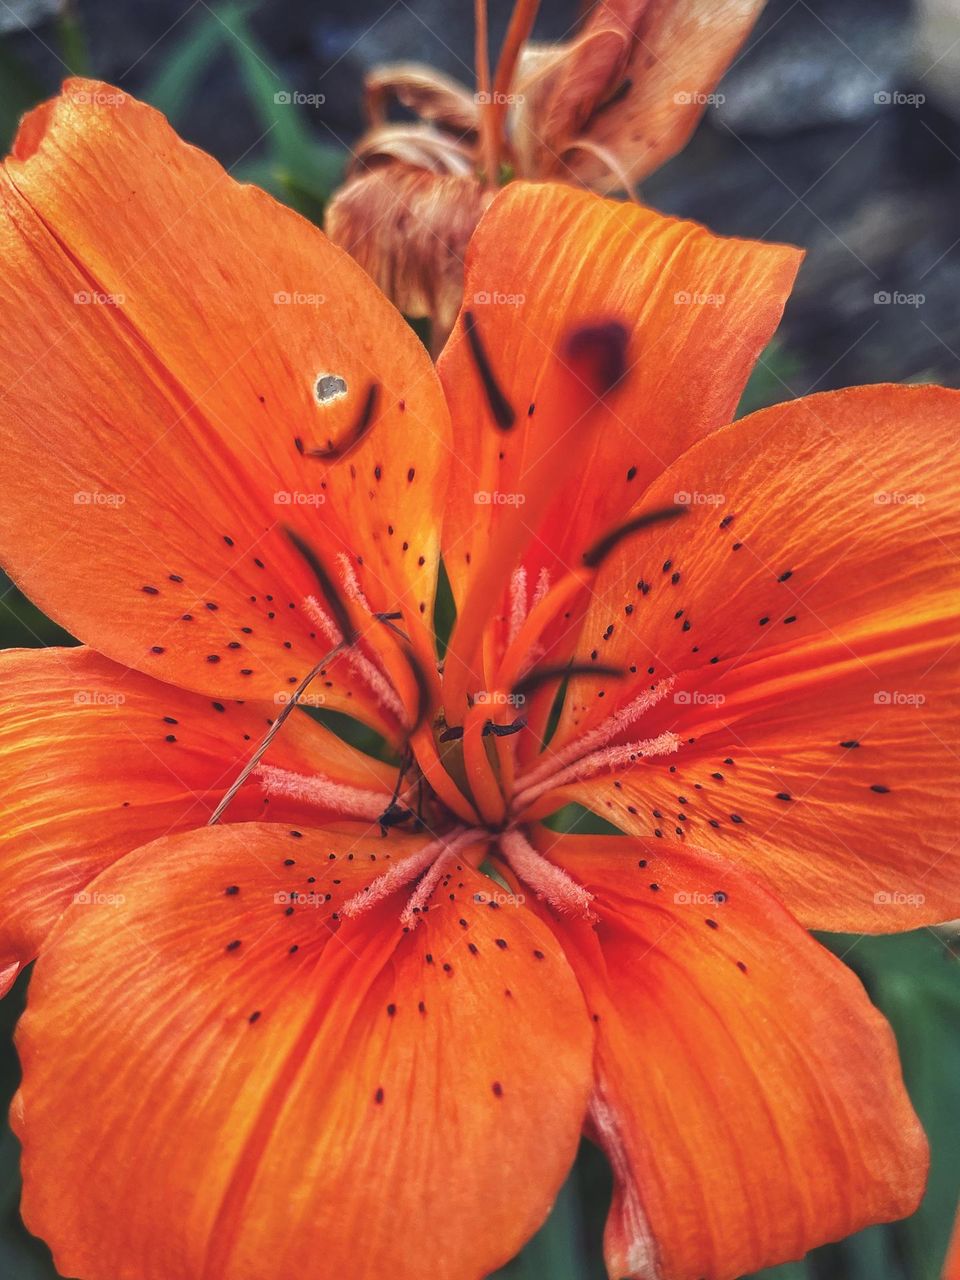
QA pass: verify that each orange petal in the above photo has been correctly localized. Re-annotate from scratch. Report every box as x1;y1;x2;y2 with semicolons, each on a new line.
535;833;928;1280
540;383;960;931
15;823;593;1280
437;181;798;695
0;80;450;710
0;646;394;991
326;163;489;346
519;0;766;191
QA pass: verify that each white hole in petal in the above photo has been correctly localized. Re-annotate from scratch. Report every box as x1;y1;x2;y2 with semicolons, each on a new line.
315;373;348;405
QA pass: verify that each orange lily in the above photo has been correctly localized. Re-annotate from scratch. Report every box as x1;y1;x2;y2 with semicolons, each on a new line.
327;0;767;345
1;80;957;1280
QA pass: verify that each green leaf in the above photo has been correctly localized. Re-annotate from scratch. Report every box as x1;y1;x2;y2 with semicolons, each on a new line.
143;4;244;123
736;337;803;418
213;6;344;218
0;573;74;649
541;803;624;836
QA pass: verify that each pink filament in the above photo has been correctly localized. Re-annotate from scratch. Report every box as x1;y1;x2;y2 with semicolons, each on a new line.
515;677;676;793
339;828;477;922
256;764;389;821
512;730;681;810
399;854;456;929
302;594;407;723
499;828;595;918
508;565;528;647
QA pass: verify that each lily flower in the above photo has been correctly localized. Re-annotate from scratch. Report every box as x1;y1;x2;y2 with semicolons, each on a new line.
1;81;957;1280
327;0;767;345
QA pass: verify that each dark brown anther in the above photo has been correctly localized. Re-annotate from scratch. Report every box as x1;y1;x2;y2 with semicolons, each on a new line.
513;662;623;699
463;311;516;430
284;526;357;644
582;505;686;569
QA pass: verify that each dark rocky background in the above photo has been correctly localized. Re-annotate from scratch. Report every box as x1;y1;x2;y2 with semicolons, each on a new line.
4;0;959;395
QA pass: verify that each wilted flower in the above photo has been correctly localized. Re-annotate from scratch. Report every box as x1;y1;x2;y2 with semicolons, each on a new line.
327;0;766;346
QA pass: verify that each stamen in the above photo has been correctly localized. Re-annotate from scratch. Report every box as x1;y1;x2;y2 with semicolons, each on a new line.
513;661;623;700
499;828;595;919
463;310;516;429
339;829;477;923
207;641;347;825
513;730;681;811
256;764;390;821
303;594;407;722
399;854;455;929
285;526;357;643
508;565;528;647
516;677;676;792
484;716;525;738
532;567;551;608
582;505;684;569
337;552;369;608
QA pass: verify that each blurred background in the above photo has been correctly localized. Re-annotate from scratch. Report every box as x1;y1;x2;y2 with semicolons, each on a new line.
0;1;958;1277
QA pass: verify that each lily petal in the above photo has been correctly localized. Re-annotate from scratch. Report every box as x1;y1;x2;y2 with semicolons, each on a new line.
0;646;393;992
14;822;593;1280
437;181;798;702
516;0;766;192
364;61;479;136
535;833;928;1280
0;81;450;709
545;384;960;930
